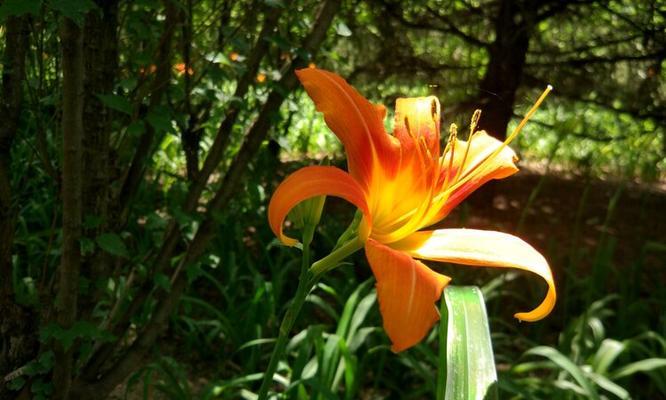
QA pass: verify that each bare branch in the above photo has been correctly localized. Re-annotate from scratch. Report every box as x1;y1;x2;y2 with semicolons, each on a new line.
524;73;666;123
528;34;643;56
527;51;665;67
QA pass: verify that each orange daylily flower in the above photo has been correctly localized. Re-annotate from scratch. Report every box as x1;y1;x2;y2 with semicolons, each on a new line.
256;73;267;83
174;62;194;76
268;68;556;352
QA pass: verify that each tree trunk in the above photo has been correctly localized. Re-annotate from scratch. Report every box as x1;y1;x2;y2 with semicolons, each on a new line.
52;17;85;400
0;15;30;305
80;0;119;313
0;16;36;399
477;0;535;139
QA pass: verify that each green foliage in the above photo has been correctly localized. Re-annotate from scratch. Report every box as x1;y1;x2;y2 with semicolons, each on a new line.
96;94;132;115
0;0;42;20
500;297;666;399
48;0;97;26
95;232;129;258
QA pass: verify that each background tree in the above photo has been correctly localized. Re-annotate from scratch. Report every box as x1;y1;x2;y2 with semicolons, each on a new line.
353;0;664;158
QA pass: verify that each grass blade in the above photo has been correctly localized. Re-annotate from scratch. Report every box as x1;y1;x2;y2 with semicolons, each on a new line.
526;346;600;400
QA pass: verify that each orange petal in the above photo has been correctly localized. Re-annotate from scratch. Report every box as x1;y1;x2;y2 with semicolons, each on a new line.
268;166;371;246
394;229;556;321
394;96;441;157
295;68;398;188
427;131;518;225
365;239;451;352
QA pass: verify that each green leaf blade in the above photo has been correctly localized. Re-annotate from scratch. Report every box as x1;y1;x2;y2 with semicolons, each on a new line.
438;286;498;400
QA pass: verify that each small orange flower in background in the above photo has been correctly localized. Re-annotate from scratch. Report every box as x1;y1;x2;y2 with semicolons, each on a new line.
268;68;555;352
139;64;157;75
230;51;240;61
308;62;316;69
256;73;267;83
174;62;194;76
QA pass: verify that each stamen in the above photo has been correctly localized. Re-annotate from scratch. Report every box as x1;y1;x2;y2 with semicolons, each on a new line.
469;109;481;133
404;117;414;139
405;115;429;172
453;110;480;184
442;123;457;164
419;136;433;162
505;85;553;145
379;122;451;237
441;123;457;187
431;99;438;121
444;85;553;195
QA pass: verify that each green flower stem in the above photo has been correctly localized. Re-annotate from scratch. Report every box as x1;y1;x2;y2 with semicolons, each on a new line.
333;210;362;250
257;228;318;400
256;271;318;399
257;233;363;399
309;235;364;275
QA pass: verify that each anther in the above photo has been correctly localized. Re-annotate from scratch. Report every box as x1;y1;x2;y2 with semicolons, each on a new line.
505;85;553;145
404;117;415;138
443;124;457;170
448;123;458;144
469;110;481;137
431;99;438;122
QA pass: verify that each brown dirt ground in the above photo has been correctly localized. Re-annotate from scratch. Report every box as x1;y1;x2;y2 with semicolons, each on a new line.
448;166;666;278
433;165;666;334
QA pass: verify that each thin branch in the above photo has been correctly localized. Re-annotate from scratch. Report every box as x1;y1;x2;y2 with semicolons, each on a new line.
524;74;666;123
116;0;179;219
180;0;199;180
527;51;665;67
513;113;628;142
528;34;643;56
597;2;660;38
535;0;599;22
376;0;489;48
425;5;490;48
